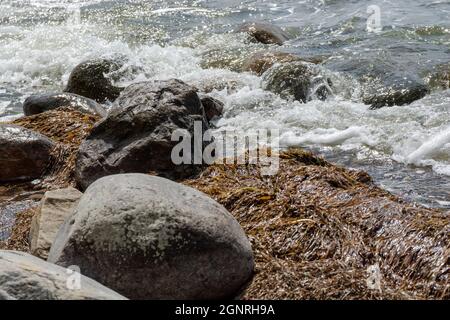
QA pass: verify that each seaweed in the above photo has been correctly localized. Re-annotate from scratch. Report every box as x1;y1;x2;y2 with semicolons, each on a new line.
185;149;449;300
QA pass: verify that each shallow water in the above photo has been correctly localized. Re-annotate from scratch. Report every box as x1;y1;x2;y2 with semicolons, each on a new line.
0;0;449;208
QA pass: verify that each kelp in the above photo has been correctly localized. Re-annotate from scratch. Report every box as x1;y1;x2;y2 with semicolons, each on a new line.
0;207;37;252
185;149;449;300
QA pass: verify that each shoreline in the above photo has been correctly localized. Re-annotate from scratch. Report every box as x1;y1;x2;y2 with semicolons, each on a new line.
1;109;448;299
0;19;449;300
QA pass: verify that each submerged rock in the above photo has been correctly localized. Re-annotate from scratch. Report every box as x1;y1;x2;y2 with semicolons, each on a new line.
237;22;290;45
426;63;450;91
263;61;334;102
30;187;83;260
0;125;55;183
200;47;250;72
363;82;430;109
242;51;302;75
48;174;255;300
324;57;430;108
23;93;106;117
0;250;126;300
200;96;224;122
74;79;211;190
241;51;326;76
64;59;124;103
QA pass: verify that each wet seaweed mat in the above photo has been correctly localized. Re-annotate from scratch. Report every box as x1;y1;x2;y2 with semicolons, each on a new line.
185;150;449;300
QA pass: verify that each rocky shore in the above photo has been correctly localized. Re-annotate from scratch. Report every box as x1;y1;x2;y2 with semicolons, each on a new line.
0;22;449;300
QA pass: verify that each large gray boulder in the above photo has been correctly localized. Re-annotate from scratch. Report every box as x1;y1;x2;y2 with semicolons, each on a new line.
237;22;290;45
23;93;106;117
30;187;83;260
74;79;211;190
0;124;55;183
0;250;126;300
64;58;124;103
48;174;255;300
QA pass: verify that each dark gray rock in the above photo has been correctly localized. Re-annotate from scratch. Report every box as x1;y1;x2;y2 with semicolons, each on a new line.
200;96;224;122
0;124;55;183
0;250;126;300
262;61;334;102
237;22;290;45
64;59;124;103
48;174;255;300
324;57;430;108
363;82;430;109
23;93;106;117
74;79;211;190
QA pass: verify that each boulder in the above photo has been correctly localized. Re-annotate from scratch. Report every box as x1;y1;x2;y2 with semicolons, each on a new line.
64;58;124;103
23;93;106;117
200;96;224;122
74;79;211;190
262;61;334;102
30;187;83;260
237;22;290;45
0;124;55;183
48;174;255;300
0;250;126;300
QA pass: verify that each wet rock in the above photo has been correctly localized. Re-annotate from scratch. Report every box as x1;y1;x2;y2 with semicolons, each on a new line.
200;96;224;122
64;59;124;103
0;250;126;300
48;174;255;300
200;47;249;72
262;61;334;102
324;57;430;108
242;51;327;76
363;82;430;109
242;51;303;76
427;63;450;91
74;79;211;190
237;22;290;45
23;93;106;117
30;187;83;260
0;125;55;183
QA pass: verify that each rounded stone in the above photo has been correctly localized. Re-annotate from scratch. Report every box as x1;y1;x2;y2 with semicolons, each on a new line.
48;174;255;300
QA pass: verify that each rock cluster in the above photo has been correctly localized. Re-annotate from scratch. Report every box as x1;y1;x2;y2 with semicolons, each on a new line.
0;21;447;301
